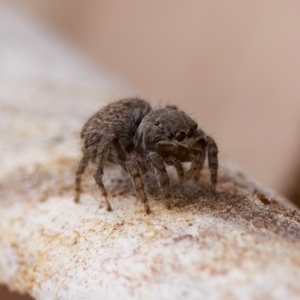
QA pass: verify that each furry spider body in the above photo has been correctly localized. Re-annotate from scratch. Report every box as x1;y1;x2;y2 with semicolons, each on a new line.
75;98;218;214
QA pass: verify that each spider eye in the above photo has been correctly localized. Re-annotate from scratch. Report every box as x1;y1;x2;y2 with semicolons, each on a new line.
155;120;160;126
168;132;174;139
176;131;186;142
187;128;194;138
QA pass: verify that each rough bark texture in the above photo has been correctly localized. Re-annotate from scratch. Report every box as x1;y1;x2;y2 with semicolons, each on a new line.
1;4;300;300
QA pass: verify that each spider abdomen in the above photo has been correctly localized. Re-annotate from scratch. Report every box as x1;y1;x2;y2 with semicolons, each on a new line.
81;98;152;160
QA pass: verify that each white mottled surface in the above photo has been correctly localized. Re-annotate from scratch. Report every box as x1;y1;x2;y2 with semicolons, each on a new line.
2;193;299;300
0;4;300;300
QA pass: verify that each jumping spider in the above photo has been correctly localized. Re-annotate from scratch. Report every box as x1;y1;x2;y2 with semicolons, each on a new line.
74;98;218;214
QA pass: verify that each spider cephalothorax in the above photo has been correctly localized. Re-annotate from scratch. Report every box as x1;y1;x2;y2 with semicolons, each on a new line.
74;98;218;214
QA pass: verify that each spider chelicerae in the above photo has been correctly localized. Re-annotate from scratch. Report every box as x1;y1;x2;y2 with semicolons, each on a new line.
74;98;218;214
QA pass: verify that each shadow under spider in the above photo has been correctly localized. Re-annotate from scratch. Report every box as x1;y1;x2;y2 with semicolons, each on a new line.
6;163;299;240
141;172;300;241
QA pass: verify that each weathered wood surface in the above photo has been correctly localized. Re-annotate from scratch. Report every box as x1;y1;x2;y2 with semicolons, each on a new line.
1;4;300;300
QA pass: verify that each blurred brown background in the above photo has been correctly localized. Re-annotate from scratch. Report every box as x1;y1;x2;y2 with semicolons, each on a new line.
1;1;300;298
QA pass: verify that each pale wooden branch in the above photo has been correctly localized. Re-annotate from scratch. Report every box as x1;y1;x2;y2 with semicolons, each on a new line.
1;4;300;300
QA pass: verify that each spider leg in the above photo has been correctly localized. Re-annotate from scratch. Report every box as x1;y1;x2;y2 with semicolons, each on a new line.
193;149;206;181
185;130;218;191
148;152;172;209
206;135;218;191
93;135;117;211
184;148;204;181
126;153;150;214
163;156;184;183
187;130;218;190
74;148;91;203
110;138;127;172
137;159;148;175
184;130;207;181
94;165;112;211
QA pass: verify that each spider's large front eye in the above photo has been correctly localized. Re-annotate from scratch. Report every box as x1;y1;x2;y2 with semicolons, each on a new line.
176;131;186;142
168;132;174;139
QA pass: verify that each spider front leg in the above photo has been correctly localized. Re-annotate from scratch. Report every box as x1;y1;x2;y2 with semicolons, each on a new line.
184;148;204;181
206;135;218;191
126;153;150;214
163;156;184;183
185;131;218;191
148;152;172;209
193;149;206;182
185;131;207;181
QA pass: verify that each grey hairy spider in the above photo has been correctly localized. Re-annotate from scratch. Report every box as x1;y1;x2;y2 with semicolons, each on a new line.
74;98;218;214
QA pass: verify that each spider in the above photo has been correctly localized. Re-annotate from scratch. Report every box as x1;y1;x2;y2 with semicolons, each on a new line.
74;98;218;214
